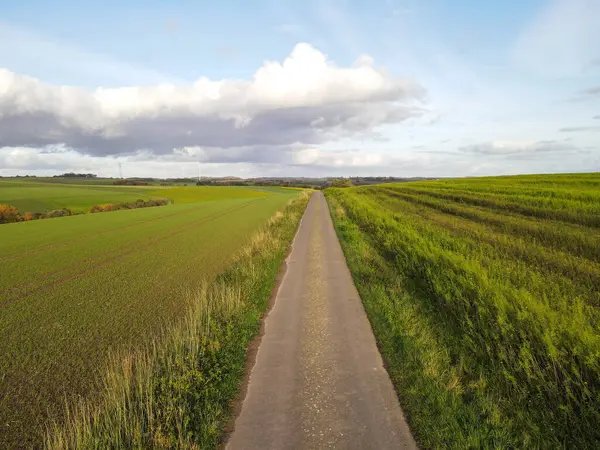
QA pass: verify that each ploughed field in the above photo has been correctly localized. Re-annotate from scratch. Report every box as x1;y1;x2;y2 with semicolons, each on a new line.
326;173;600;448
0;184;296;447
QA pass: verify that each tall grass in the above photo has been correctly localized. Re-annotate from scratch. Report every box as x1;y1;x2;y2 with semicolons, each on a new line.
326;175;600;448
45;191;310;449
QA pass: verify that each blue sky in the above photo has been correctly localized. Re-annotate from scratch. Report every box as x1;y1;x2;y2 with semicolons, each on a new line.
0;0;599;178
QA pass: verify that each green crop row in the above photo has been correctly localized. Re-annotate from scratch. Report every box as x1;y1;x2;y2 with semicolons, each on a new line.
386;185;600;227
326;174;600;448
361;189;600;303
372;186;600;262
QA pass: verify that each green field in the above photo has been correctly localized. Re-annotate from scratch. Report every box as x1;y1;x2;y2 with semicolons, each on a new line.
0;187;298;447
0;179;271;214
1;177;120;185
148;186;267;204
326;173;600;448
46;192;310;449
0;181;156;213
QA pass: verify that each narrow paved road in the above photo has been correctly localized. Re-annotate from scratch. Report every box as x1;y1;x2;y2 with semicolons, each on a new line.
227;192;417;450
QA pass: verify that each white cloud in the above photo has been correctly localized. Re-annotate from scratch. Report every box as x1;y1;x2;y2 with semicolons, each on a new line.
459;140;584;156
2;140;598;179
559;125;600;132
293;148;321;165
512;0;600;76
292;148;384;167
0;43;423;158
581;85;600;97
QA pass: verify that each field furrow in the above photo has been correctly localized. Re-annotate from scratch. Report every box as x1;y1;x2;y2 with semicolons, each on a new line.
385;185;600;227
1;199;263;300
363;190;600;302
326;173;600;448
371;186;600;262
0;186;298;448
0;201;207;263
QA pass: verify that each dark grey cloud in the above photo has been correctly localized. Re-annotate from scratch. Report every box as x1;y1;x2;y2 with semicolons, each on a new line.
0;104;420;158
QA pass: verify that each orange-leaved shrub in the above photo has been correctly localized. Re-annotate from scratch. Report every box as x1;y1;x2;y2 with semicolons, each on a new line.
0;204;21;223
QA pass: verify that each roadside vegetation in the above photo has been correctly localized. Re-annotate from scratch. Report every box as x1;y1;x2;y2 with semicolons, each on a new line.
44;191;309;449
0;187;301;448
326;173;600;448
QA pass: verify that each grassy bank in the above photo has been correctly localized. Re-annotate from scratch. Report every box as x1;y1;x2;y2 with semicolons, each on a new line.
325;174;600;448
44;191;309;449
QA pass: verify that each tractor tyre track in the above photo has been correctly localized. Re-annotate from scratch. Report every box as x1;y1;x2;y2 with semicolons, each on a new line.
0;201;218;264
2;199;263;305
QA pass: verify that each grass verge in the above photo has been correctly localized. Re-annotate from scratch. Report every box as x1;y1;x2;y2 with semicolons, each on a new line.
44;191;310;449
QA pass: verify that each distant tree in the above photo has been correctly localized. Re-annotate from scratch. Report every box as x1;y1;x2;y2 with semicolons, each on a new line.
331;178;354;188
55;172;97;178
113;179;149;186
43;208;74;218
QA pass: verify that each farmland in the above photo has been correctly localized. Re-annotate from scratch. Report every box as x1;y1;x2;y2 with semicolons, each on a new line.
0;185;302;448
148;186;268;204
326;173;600;448
0;180;158;213
0;178;270;214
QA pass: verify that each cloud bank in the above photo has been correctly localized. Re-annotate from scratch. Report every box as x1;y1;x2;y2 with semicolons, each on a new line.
0;43;424;162
559;126;600;133
459;140;584;157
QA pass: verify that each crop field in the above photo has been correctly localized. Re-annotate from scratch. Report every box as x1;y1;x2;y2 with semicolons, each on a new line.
0;188;298;447
0;179;271;213
0;180;157;213
2;177;120;185
248;186;309;194
148;186;268;204
326;173;600;448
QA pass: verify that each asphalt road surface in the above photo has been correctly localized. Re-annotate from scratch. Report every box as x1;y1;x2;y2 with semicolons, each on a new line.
227;192;417;450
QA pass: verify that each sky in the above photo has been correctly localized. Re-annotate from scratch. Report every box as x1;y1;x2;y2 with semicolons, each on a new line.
0;0;599;179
